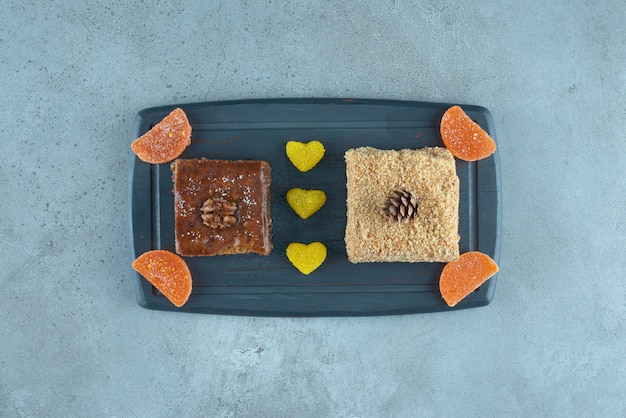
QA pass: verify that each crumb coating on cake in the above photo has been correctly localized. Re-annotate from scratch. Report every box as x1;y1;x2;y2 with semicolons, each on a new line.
344;146;459;263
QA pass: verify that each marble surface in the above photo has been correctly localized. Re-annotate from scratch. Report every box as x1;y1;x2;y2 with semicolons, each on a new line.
1;1;625;416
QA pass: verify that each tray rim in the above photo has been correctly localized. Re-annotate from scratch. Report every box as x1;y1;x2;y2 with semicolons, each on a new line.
127;97;501;316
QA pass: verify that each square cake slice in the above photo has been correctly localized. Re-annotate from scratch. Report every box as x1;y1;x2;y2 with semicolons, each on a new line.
344;147;459;263
171;158;273;256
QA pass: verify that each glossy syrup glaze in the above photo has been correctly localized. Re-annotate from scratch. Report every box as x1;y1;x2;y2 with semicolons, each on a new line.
171;158;272;256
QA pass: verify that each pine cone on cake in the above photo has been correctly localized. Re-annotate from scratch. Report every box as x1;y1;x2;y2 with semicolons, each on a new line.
382;189;418;223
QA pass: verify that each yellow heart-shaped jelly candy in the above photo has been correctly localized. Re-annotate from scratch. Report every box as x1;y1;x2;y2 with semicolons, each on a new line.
285;140;325;172
286;242;327;275
286;188;327;219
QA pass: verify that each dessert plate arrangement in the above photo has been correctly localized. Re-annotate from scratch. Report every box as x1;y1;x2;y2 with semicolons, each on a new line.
128;98;501;316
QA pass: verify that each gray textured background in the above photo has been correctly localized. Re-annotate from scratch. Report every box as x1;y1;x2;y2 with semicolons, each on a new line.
2;1;625;416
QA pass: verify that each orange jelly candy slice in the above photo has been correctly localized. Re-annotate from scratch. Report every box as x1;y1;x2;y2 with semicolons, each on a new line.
131;108;191;164
440;106;496;161
132;250;192;307
439;251;499;307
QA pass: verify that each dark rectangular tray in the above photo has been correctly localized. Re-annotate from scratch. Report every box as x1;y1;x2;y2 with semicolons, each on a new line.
128;98;501;316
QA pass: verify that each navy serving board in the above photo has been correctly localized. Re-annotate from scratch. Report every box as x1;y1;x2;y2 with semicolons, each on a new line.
128;98;501;316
